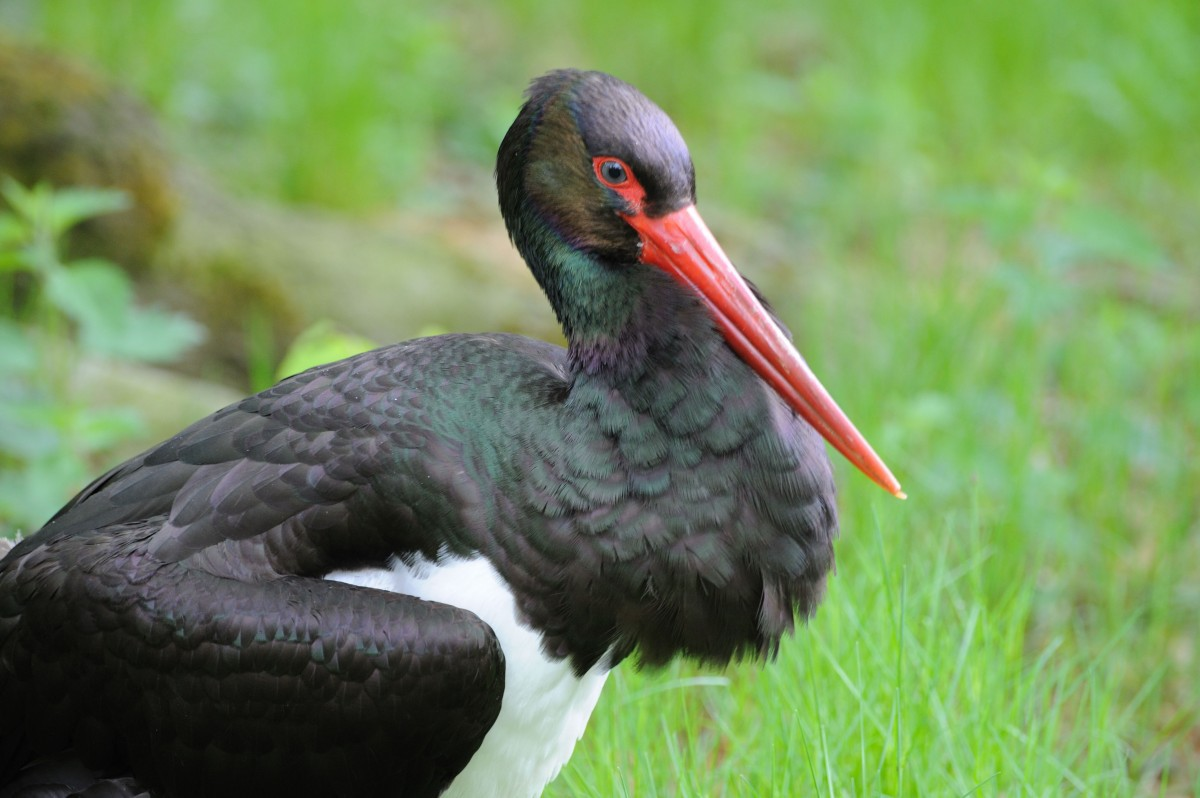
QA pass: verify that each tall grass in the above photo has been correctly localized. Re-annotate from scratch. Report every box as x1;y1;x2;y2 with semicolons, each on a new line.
551;189;1199;792
2;0;1196;793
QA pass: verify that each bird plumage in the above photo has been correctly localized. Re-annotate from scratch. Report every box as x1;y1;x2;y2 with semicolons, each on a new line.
0;69;894;797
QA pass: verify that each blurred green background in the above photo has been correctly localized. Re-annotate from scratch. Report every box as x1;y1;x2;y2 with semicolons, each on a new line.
1;0;1197;795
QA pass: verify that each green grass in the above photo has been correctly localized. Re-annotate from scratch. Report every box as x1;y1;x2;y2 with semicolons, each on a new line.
548;172;1199;793
2;0;1197;794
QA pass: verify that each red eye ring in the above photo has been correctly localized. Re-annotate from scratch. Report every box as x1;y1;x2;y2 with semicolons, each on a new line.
596;159;628;186
592;155;647;213
592;156;633;188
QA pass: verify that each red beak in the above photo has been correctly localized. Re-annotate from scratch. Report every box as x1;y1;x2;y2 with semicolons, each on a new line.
623;205;905;498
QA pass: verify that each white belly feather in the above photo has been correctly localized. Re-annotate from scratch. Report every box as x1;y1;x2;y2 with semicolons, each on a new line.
326;556;610;798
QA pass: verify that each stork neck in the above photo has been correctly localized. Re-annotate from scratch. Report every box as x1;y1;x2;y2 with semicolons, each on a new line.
505;201;722;385
564;260;715;385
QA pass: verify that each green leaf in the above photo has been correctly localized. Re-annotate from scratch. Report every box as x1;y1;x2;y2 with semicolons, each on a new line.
0;213;27;253
0;177;39;222
44;258;134;337
107;305;206;363
0;450;91;532
46;187;130;237
43;259;204;362
0;179;127;241
72;406;144;452
0;250;27;274
0;397;62;459
0;321;37;375
275;319;377;381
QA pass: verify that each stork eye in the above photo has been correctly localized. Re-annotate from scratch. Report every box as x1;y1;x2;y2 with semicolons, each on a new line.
598;159;628;186
590;155;646;212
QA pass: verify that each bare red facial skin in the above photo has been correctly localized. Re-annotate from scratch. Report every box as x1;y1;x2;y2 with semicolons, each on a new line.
592;156;647;212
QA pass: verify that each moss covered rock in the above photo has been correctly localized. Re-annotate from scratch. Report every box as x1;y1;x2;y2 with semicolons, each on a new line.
0;37;177;271
0;38;555;386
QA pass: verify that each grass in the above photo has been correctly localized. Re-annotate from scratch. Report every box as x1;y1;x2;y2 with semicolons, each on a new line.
2;0;1197;794
551;171;1199;793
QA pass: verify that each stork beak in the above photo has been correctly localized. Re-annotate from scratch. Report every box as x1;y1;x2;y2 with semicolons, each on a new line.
623;204;905;498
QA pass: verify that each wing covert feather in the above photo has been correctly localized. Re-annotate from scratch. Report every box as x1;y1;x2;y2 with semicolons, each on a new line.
0;520;504;798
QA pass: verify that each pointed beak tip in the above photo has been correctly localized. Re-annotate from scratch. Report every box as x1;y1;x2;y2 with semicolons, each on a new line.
871;472;905;499
628;204;909;504
876;467;905;499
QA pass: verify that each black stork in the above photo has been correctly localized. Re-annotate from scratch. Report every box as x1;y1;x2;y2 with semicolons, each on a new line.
0;69;903;798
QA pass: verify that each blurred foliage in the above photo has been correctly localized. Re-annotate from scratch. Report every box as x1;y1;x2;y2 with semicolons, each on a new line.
0;37;178;271
0;1;1196;793
0;0;1195;244
272;319;377;385
271;321;461;387
0;179;203;530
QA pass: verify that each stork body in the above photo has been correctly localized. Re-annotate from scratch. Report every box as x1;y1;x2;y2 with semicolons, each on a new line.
0;70;900;798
